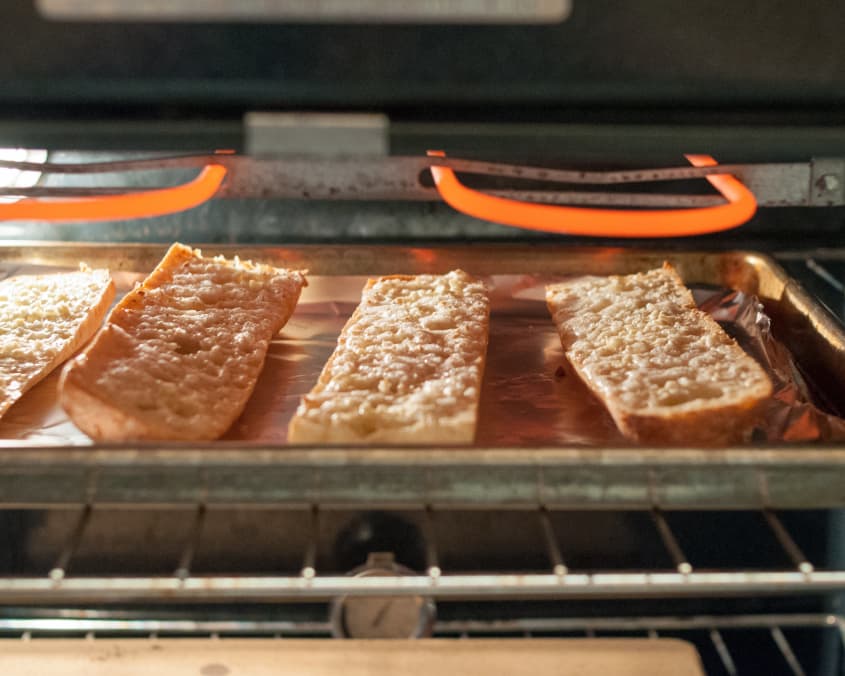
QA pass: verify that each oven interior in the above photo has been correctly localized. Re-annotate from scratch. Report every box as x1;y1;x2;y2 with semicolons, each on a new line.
2;2;845;674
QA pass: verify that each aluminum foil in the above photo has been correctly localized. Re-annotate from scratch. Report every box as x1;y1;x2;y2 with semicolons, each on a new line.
0;271;842;447
696;287;845;443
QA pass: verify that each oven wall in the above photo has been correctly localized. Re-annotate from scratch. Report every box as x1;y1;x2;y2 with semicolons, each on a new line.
1;1;844;114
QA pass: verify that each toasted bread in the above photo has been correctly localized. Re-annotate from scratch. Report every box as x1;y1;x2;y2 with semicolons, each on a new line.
545;263;772;445
288;270;490;444
0;267;114;419
60;244;306;441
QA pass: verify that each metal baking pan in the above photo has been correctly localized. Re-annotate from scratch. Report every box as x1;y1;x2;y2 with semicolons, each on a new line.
0;243;843;509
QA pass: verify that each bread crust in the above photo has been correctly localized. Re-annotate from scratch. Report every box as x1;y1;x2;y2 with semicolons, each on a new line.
60;244;306;442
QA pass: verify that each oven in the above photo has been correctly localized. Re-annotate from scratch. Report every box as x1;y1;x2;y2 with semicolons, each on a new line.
1;2;844;674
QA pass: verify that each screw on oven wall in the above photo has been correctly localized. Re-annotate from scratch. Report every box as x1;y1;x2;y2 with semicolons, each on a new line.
816;174;841;192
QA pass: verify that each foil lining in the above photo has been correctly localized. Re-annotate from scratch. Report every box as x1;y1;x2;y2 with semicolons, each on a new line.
697;287;845;443
0;271;842;447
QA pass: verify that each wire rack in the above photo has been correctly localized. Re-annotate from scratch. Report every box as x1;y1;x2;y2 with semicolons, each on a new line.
0;503;842;602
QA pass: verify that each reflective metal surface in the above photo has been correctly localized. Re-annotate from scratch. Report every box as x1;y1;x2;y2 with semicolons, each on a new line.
0;244;843;508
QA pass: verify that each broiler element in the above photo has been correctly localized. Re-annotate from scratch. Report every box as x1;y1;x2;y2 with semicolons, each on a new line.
0;152;842;235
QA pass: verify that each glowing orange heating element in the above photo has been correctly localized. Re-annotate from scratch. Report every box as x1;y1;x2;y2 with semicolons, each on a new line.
0;165;227;223
0;152;756;235
428;151;757;238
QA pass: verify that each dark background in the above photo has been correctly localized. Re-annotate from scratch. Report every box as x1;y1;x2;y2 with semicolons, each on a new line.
2;1;844;117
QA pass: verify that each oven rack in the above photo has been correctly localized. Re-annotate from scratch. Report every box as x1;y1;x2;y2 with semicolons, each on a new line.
0;503;842;603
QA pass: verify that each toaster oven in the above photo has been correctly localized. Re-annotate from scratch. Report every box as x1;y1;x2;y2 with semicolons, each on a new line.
1;2;845;674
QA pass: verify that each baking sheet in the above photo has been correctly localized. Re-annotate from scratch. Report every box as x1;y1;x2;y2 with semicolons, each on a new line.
1;264;842;447
0;245;844;510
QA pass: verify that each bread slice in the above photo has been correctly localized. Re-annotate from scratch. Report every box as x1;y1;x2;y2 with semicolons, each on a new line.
288;270;490;444
545;263;772;445
0;267;115;419
60;243;306;442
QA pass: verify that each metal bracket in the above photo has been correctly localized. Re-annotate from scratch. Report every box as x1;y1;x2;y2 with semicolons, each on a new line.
809;157;845;206
245;112;389;157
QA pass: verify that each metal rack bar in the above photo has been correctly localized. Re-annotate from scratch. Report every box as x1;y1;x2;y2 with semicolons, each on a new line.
770;626;807;676
174;504;206;580
10;570;845;601
650;508;692;575
838;617;845;653
422;507;441;580
709;628;738;676
301;505;319;580
538;508;567;577
48;505;92;582
1;612;838;637
0;617;331;635
806;258;845;294
762;510;814;574
436;613;842;634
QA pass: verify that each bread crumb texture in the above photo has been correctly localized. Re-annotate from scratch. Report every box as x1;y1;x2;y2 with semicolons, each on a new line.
290;270;490;444
0;267;114;417
546;264;772;443
61;244;305;441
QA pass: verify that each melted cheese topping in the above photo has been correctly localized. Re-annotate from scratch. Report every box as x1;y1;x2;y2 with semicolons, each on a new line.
546;265;771;415
290;270;489;443
0;268;113;415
